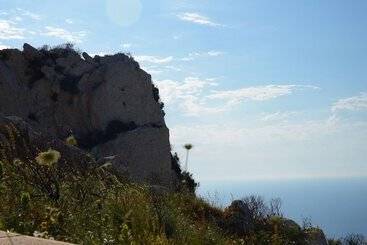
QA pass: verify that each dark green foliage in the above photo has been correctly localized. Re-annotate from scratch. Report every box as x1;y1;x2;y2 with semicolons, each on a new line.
180;171;199;193
152;83;165;110
170;153;198;193
170;153;181;176
20;192;31;208
39;43;80;59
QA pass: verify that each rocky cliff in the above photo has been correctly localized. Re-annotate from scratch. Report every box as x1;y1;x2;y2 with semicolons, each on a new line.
0;43;176;188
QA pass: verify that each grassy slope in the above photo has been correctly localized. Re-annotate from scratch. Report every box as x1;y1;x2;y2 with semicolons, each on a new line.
0;120;322;245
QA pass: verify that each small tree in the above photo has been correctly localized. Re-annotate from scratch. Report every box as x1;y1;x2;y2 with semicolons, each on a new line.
269;198;283;217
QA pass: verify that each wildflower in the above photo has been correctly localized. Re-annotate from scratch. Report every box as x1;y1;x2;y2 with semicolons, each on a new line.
13;158;22;166
33;230;48;238
35;149;61;167
65;135;78;146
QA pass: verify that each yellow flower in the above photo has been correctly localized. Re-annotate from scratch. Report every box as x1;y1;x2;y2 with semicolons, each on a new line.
65;135;78;146
35;149;61;167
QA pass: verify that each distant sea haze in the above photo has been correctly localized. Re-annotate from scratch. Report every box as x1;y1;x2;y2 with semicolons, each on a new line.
198;177;367;238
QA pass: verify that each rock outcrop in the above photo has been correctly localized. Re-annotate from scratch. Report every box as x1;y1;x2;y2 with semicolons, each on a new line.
305;228;328;245
222;200;254;235
0;43;176;188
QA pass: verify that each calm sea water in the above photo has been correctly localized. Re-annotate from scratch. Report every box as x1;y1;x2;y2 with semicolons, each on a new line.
197;177;367;239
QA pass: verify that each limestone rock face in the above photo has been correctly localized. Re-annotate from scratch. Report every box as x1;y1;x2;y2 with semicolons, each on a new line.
0;43;176;188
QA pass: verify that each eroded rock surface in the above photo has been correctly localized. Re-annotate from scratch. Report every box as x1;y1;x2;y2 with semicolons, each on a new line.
0;44;176;187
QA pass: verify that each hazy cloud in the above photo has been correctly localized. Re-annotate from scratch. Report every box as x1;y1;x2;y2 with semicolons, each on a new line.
156;81;319;116
0;20;25;39
177;12;222;27
16;8;41;20
260;111;298;122
135;55;173;64
207;85;320;105
181;50;225;61
155;77;222;116
42;26;87;43
332;92;367;112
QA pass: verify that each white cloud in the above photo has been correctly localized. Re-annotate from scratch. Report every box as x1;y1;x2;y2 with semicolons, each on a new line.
156;77;217;104
260;111;298;122
165;65;182;72
134;55;173;64
207;50;225;56
0;20;25;39
141;65;163;75
332;92;367;112
16;8;41;20
177;12;222;27
121;43;132;49
155;77;222;116
156;80;319;116
65;19;73;24
181;50;225;61
179;95;226;116
42;26;87;43
207;85;320;105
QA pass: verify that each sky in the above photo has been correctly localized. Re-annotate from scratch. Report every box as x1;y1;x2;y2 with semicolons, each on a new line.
1;0;366;182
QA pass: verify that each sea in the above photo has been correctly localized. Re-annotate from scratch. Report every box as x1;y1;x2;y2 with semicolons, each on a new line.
197;177;367;239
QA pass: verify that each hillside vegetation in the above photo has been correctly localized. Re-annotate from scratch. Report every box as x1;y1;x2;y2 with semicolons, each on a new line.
0;118;350;245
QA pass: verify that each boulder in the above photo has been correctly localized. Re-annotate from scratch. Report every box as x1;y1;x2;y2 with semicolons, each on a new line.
93;126;173;186
222;200;254;235
0;43;177;188
23;43;42;60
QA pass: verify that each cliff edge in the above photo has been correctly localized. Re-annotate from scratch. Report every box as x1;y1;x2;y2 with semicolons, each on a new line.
0;43;176;188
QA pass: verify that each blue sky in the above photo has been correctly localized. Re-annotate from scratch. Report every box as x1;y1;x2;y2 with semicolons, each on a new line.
1;0;366;182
